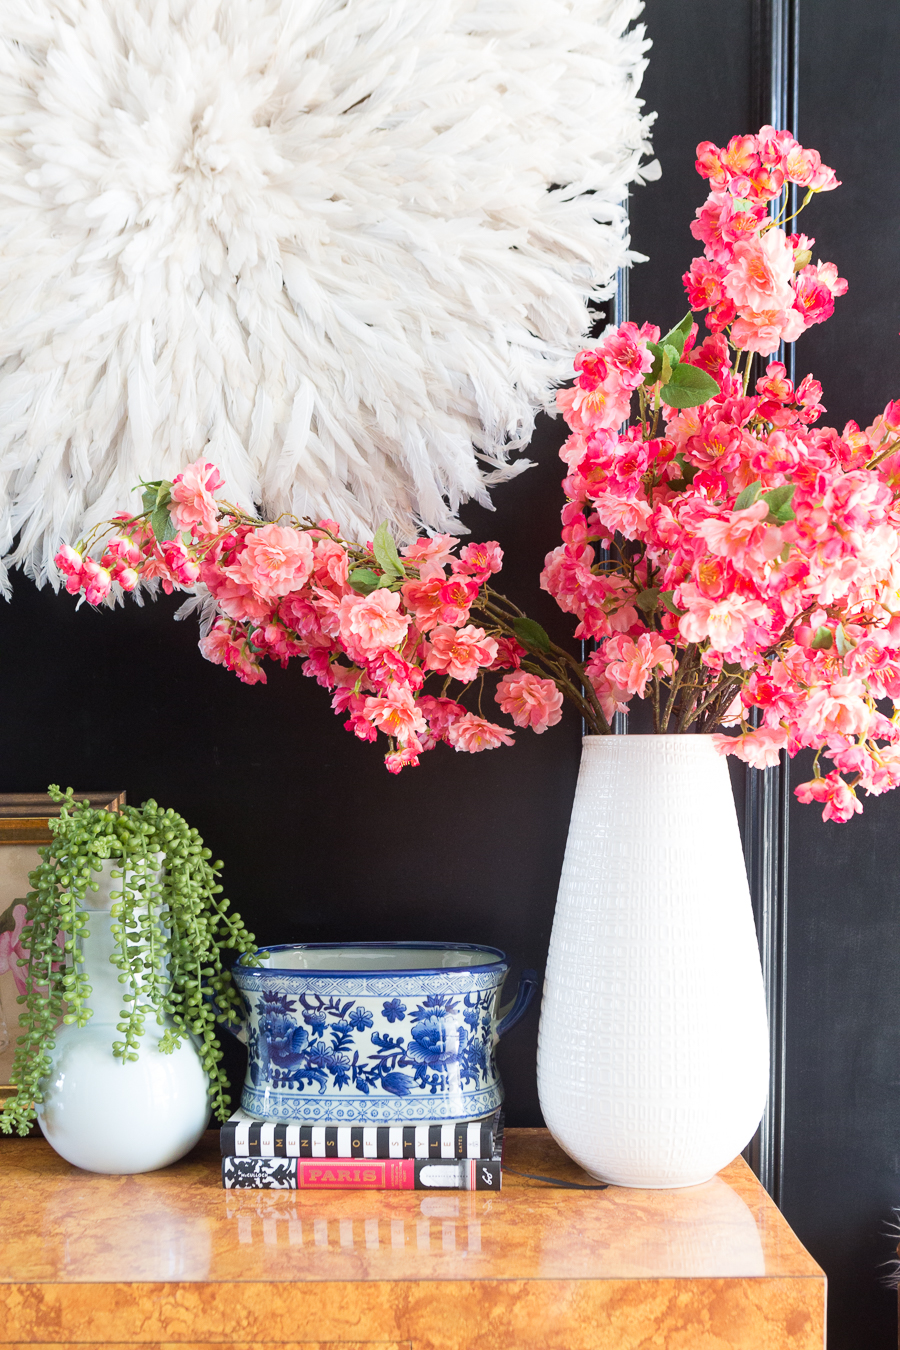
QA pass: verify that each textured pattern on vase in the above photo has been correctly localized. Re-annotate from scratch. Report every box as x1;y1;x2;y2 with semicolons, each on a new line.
536;735;769;1188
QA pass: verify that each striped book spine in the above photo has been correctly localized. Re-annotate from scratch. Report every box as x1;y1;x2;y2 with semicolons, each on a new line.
221;1155;502;1191
220;1113;499;1161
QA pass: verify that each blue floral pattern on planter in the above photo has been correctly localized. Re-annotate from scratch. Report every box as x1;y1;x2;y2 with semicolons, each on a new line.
247;989;496;1104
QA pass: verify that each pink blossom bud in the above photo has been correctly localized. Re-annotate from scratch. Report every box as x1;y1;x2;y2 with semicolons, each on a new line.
161;540;201;586
117;567;139;592
102;535;142;568
81;558;112;605
54;543;83;578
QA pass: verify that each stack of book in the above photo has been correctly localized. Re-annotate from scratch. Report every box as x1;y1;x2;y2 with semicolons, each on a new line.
221;1108;505;1191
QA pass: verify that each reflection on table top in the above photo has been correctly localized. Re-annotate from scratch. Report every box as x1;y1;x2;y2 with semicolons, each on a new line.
0;1128;822;1286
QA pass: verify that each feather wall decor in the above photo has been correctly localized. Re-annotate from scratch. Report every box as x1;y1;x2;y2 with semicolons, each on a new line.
0;0;657;591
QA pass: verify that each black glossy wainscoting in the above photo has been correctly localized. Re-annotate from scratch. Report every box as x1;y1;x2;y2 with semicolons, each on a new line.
2;3;900;1346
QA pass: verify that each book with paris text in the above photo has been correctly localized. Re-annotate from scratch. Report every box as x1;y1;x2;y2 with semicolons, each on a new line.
220;1108;502;1161
221;1114;504;1190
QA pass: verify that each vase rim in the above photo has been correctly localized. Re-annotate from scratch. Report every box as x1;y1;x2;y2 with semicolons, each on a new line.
582;732;717;742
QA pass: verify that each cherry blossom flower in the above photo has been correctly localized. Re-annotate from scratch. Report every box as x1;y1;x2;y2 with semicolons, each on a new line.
364;683;427;745
602;634;676;699
338;589;410;656
226;524;314;599
170;461;224;537
495;671;564;733
425;625;498;682
795;772;862;823
724;228;796;313
446;714;515;753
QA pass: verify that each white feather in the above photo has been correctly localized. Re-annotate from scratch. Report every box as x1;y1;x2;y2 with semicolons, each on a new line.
0;0;657;592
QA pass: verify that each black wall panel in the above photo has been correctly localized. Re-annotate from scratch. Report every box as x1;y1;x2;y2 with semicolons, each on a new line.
786;4;900;1347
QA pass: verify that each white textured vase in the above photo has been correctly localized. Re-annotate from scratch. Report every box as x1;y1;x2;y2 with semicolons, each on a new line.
536;735;769;1189
36;860;210;1174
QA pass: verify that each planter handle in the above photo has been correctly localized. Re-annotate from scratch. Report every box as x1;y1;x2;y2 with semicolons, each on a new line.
496;968;539;1038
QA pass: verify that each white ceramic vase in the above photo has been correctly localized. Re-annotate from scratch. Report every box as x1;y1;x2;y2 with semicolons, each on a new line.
536;734;769;1188
36;860;210;1174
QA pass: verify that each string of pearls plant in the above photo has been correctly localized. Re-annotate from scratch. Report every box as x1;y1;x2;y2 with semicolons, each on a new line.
0;787;258;1136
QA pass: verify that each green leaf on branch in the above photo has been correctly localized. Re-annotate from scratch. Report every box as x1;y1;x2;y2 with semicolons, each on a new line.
731;198;753;212
141;479;172;514
669;454;699;491
373;522;404;579
348;568;382;595
659;590;685;617
811;626;834;650
151;505;176;543
659;362;720;409
661;312;693;358
635;587;659;614
835;625;856;657
512;616;552;654
761;483;796;523
734;481;762;510
644;341;663;386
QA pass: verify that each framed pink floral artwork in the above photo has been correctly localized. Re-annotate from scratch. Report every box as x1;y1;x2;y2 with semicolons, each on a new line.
0;792;124;1104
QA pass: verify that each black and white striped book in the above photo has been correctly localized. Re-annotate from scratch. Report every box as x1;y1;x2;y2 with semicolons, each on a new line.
220;1108;502;1161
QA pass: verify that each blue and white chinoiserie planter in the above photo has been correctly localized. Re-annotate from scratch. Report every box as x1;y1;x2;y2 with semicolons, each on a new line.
229;942;537;1125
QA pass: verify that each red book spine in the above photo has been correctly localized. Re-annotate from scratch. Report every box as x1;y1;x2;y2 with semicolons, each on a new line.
221;1154;502;1190
293;1159;413;1189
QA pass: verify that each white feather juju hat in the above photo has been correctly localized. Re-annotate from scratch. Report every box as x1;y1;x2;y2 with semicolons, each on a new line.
0;0;657;591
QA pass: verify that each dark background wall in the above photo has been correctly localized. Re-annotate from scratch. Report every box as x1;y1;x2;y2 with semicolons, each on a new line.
1;2;899;1345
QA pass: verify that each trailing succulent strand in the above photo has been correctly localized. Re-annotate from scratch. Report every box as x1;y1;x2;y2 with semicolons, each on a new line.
0;787;257;1137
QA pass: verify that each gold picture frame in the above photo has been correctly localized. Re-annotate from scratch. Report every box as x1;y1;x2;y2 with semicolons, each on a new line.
0;791;125;1107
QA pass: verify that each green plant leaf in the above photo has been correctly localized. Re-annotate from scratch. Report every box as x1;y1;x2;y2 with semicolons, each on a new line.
643;341;663;386
634;587;659;614
659;590;685;617
151;505;176;543
373;521;404;578
734;481;762;510
348;568;382;595
660;312;693;358
512;616;552;654
141;486;160;513
670;454;699;489
732;197;753;212
835;625;855;657
761;483;796;523
659;363;720;409
811;626;834;650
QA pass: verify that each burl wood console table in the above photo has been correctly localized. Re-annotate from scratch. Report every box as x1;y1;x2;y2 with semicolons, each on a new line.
0;1129;824;1350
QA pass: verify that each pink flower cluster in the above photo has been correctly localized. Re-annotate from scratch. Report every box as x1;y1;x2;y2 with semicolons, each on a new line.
541;130;900;821
686;128;845;354
57;472;567;772
54;127;900;821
